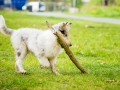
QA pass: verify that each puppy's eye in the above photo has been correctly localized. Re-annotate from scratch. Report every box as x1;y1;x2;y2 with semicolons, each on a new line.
60;30;67;37
60;30;65;34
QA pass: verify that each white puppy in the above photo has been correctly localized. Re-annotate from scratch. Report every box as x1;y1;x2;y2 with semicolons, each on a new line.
0;15;72;75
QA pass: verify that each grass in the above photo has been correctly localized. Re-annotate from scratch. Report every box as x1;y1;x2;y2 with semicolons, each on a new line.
66;5;120;18
0;11;120;90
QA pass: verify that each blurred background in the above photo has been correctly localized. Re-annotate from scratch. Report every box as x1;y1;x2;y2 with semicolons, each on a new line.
0;0;120;18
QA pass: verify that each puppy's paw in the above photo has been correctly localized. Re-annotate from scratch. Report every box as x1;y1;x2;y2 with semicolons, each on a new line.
21;70;27;74
17;70;27;74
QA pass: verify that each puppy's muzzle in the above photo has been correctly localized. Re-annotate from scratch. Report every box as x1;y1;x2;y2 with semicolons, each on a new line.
64;38;72;47
61;35;72;47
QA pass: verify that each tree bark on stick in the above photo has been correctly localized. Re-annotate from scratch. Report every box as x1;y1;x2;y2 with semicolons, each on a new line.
55;31;88;74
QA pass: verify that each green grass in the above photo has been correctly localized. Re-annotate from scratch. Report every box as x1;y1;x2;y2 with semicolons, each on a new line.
67;5;120;18
0;11;120;90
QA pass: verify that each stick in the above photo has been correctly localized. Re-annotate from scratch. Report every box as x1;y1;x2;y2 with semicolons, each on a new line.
46;21;88;74
55;31;88;74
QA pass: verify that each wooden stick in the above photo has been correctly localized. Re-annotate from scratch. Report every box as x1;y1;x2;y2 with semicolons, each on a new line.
55;31;88;74
46;21;88;74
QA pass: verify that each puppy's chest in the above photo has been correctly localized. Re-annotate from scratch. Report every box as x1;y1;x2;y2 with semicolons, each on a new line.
45;41;62;57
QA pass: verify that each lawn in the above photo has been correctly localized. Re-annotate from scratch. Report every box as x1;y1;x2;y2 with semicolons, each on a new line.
67;5;120;18
0;11;120;90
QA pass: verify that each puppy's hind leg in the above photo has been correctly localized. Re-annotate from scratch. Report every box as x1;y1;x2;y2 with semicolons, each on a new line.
15;46;27;74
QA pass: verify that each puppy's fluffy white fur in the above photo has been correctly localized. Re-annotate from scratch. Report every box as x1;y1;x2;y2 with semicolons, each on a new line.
0;15;71;75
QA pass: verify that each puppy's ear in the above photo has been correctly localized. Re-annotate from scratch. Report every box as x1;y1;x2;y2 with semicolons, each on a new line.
62;22;67;28
46;21;55;34
66;22;68;25
62;22;72;27
69;22;72;25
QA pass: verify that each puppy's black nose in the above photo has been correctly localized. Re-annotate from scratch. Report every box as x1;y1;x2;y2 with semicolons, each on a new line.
70;43;72;46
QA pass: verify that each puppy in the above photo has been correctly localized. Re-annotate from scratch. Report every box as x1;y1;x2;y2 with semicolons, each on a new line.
0;15;72;75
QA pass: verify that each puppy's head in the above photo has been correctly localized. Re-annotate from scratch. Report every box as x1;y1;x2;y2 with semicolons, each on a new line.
46;21;72;46
58;22;72;37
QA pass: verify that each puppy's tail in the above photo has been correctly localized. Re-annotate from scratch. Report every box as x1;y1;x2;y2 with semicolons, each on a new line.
0;15;14;36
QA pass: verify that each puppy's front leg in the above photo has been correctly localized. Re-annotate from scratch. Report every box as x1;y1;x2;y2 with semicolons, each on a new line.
49;59;61;75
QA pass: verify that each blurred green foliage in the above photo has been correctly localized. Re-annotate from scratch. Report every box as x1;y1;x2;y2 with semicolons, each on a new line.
116;0;120;6
90;0;102;5
78;5;120;18
90;0;120;6
68;0;120;18
76;0;82;8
